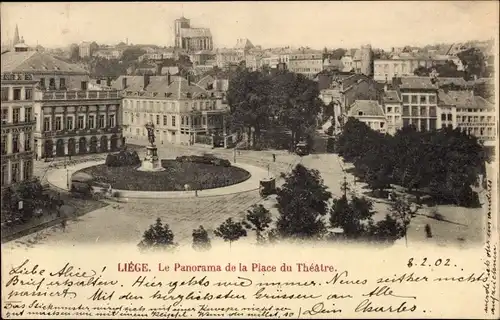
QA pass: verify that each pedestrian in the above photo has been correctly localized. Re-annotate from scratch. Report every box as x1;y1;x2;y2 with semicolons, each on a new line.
61;218;67;232
35;153;38;161
272;153;276;162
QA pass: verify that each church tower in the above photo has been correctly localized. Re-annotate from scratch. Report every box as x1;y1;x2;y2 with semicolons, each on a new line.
13;24;20;47
174;17;190;49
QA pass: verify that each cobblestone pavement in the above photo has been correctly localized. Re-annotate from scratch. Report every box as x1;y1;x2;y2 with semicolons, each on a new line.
4;140;484;249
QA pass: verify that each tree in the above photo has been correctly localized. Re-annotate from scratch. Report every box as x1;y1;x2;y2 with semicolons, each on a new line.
138;218;177;251
214;218;247;248
271;72;323;147
457;47;486;80
227;70;272;148
330;48;347;61
276;164;331;239
192;225;211;251
243;204;272;244
388;192;420;246
368;214;405;242
69;44;80;61
329;195;375;238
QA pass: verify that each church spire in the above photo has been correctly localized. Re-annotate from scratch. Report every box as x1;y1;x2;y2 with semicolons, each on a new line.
13;24;20;46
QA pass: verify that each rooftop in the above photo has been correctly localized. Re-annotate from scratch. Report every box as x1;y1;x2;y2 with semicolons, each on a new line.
348;100;385;117
1;51;88;74
438;90;494;110
383;90;401;103
115;75;210;100
397;76;439;90
181;28;212;38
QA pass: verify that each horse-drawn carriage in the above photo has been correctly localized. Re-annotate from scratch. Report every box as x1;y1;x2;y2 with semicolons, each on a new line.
259;177;276;198
70;172;112;199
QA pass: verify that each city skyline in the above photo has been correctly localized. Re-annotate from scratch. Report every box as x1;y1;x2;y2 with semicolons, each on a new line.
1;1;498;50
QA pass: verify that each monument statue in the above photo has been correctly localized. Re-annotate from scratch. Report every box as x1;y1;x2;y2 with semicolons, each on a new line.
137;122;164;172
145;122;156;146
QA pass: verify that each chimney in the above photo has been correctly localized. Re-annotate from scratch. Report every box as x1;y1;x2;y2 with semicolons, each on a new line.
144;73;150;89
167;72;171;85
122;77;127;90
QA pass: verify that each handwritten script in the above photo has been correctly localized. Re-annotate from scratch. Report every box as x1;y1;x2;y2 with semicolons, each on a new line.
2;256;492;318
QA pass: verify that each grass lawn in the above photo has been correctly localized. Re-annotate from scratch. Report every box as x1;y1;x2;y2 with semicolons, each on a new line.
77;160;251;191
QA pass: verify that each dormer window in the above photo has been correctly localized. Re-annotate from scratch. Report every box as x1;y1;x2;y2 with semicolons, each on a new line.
186;93;192;98
358;111;363;116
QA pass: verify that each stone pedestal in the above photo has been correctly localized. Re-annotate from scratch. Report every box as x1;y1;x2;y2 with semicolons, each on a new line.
137;145;165;172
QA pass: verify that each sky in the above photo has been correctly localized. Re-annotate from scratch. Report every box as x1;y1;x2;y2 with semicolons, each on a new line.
1;2;498;50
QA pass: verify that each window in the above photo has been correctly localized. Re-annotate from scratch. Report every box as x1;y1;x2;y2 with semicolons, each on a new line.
387;107;392;113
380;122;385;128
420;106;427;117
441;114;446;121
24;107;32;122
12;134;19;153
77;115;85;129
181;116;185;125
1;165;5;186
108;114;115;127
1;109;8;124
1;88;8;101
149;114;153;123
411;106;419;116
402;106;410;116
23;160;32;180
43;117;51;132
202;116;206;125
55;116;62;131
25;88;32;100
172;115;176;127
358;111;363;116
420;95;427;104
447;114;452;121
156;115;160;125
49;78;56;90
163;115;167;126
429;95;436;104
11;163;19;183
59;78;66;90
429;106;436;117
1;135;6;155
410;95;418;104
24;133;31;151
88;115;95;129
98;115;105;128
403;118;410;127
12;108;20;124
81;81;88;90
66;117;74;130
13;88;21;100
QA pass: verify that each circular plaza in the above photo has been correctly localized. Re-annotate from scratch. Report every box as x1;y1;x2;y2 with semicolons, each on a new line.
46;158;270;199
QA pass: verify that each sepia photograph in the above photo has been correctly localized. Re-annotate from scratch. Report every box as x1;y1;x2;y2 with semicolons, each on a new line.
1;1;498;319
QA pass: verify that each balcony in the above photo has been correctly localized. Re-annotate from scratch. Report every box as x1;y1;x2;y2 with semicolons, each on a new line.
41;90;120;101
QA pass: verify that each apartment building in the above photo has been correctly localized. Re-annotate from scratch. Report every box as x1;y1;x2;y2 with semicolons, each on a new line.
118;74;229;146
1;72;38;189
1;50;123;159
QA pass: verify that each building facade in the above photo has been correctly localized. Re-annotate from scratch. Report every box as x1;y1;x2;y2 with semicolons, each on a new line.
438;89;496;147
347;100;387;133
288;50;324;79
120;75;229;146
174;17;213;52
1;72;37;189
395;77;439;131
382;89;403;135
2;51;123;159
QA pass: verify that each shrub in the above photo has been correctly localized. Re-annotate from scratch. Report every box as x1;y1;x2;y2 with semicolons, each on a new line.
175;155;231;167
106;150;140;167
